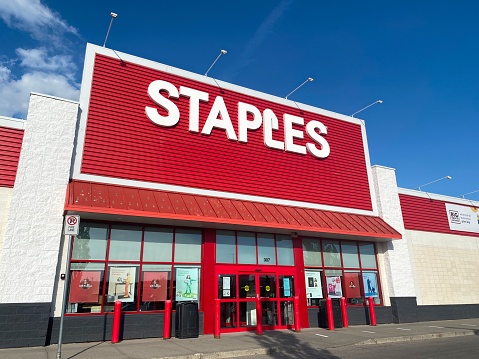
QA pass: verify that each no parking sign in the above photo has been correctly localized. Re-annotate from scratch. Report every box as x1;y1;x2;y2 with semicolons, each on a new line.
64;215;80;235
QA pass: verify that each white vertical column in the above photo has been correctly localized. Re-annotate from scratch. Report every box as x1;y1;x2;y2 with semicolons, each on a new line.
0;93;78;304
372;165;416;299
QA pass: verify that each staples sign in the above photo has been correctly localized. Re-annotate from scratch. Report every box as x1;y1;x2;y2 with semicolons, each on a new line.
145;80;330;159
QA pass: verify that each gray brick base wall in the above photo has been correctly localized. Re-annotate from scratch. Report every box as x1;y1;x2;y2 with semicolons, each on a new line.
308;299;479;328
48;312;204;344
0;303;51;348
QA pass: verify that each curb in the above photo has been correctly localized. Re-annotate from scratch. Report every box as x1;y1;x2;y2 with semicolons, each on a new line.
158;347;306;359
356;330;475;345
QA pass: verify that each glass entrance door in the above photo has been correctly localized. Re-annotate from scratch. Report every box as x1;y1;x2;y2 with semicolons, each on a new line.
217;270;295;332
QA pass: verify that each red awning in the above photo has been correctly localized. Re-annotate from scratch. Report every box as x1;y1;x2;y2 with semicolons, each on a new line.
65;180;401;241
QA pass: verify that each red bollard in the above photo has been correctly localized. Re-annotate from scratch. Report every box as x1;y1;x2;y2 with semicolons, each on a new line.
293;296;301;332
368;297;377;326
112;300;121;343
163;300;172;339
326;297;334;331
214;299;221;339
256;295;263;335
340;297;348;328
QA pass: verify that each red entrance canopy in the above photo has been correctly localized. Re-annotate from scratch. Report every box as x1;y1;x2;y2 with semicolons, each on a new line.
65;180;401;241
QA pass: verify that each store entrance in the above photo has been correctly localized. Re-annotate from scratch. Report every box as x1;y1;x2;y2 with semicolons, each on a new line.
217;268;296;332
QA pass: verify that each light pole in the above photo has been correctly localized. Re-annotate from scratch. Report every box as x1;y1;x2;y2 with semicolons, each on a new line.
285;77;314;99
103;12;118;48
415;176;452;191
351;100;383;117
205;50;227;77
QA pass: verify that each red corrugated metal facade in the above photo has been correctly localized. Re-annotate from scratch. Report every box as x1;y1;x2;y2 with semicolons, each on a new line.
80;54;373;211
66;180;401;240
399;193;479;238
0;127;24;188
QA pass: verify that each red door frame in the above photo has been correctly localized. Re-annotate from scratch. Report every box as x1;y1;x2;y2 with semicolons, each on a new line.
202;229;309;335
215;265;297;333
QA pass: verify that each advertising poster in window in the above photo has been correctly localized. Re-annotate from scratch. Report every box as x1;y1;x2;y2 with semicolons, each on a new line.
445;203;479;234
344;272;361;298
142;272;167;302
326;276;342;298
107;267;136;302
69;271;101;303
362;272;379;297
176;267;199;301
305;271;322;298
284;277;291;297
223;276;231;297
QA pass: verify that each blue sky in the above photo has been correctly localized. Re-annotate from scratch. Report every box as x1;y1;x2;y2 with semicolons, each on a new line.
1;0;478;199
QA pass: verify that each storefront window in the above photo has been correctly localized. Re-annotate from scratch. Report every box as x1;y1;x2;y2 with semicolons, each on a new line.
174;229;202;262
303;238;382;306
66;262;104;313
302;238;322;266
276;235;294;266
344;271;362;304
257;234;276;265
105;264;140;312
109;225;142;261
174;266;200;304
325;269;343;298
359;243;377;268
323;240;341;267
305;270;323;306
140;265;171;310
71;224;108;260
67;222;203;315
341;242;360;268
216;230;236;264
143;228;173;262
363;271;380;304
237;232;256;264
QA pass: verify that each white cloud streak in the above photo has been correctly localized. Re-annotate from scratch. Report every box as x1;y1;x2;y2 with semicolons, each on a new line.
0;0;81;117
0;0;78;44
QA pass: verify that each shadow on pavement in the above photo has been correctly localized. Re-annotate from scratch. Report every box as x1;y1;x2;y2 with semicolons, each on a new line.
250;330;340;358
67;342;103;359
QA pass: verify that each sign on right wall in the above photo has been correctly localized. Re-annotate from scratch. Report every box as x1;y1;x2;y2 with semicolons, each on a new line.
445;203;479;234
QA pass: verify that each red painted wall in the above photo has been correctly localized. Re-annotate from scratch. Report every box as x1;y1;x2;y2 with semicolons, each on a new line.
0;127;24;188
399;193;479;238
80;54;372;211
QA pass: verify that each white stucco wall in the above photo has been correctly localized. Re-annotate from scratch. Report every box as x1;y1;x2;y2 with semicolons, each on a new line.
0;93;79;304
372;165;417;299
0;187;14;259
407;229;479;305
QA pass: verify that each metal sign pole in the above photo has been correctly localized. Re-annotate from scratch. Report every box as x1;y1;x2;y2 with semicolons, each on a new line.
57;234;73;359
57;214;79;359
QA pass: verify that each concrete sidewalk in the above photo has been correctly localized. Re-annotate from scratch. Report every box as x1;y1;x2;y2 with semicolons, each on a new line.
1;318;478;359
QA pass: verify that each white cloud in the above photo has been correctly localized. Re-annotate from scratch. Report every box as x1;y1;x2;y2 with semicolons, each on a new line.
0;65;79;118
0;1;82;118
16;47;77;81
0;0;78;45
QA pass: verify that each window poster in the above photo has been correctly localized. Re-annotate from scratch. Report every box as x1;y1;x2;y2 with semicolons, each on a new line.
305;271;322;298
69;271;101;303
107;267;136;303
176;267;199;301
326;276;342;298
284;277;291;297
362;272;379;297
344;272;361;298
142;272;168;302
223;276;231;297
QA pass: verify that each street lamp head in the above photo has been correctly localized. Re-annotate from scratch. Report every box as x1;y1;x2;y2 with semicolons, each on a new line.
446;176;452;180
307;77;314;82
110;12;118;18
377;100;383;104
220;50;227;55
